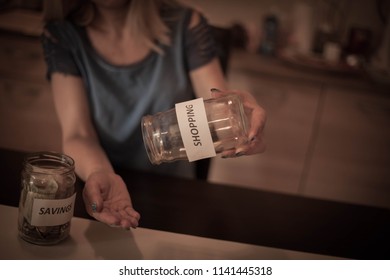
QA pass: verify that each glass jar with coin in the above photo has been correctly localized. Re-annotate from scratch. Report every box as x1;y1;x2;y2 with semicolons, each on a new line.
18;152;76;245
142;94;249;164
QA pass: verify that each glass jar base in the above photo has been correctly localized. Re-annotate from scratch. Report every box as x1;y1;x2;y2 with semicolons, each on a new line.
19;234;69;246
18;221;71;246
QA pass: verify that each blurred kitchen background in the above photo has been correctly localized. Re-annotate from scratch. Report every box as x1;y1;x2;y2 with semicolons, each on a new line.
0;0;389;209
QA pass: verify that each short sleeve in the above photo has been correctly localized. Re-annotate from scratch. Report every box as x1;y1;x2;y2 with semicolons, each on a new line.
184;13;218;71
41;23;81;80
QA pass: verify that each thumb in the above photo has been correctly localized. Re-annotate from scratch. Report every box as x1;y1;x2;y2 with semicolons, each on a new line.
82;180;104;215
210;88;228;98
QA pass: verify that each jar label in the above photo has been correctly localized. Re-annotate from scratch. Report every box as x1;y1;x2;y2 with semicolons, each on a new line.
26;193;77;226
175;98;216;161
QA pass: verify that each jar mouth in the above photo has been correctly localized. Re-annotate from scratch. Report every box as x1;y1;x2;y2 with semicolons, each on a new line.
141;115;162;165
23;151;75;175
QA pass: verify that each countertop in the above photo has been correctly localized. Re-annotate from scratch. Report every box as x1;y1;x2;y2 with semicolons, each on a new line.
0;204;340;260
1;148;389;260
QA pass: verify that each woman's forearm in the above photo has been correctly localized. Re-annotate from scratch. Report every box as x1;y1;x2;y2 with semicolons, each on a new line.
62;135;114;182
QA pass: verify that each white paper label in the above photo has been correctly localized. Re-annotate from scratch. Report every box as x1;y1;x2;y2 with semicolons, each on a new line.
175;98;216;162
28;193;76;226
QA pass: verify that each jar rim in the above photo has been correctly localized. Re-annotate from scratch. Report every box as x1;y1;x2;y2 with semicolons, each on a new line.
23;151;75;175
141;115;163;165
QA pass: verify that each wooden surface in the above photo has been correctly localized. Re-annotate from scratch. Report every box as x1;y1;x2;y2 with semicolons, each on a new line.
0;204;341;260
1;148;389;260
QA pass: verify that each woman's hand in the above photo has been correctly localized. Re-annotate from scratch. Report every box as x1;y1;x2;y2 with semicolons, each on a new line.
211;88;266;158
82;171;140;229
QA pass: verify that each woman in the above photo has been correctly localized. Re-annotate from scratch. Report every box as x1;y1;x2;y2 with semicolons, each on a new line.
42;0;266;229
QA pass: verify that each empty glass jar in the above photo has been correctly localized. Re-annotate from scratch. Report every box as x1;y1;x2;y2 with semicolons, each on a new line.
18;152;76;245
142;94;248;164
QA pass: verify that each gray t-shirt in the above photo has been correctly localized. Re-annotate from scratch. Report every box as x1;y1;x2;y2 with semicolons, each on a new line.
42;6;217;179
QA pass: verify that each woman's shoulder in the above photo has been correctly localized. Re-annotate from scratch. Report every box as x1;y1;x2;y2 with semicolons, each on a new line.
44;19;84;39
43;20;83;48
162;3;208;34
161;2;196;21
44;19;75;33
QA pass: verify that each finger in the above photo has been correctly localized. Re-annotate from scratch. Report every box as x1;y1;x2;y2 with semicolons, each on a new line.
242;135;266;155
221;148;238;158
210;88;228;98
93;208;122;226
254;136;266;154
82;186;103;217
118;208;140;229
125;207;141;221
248;106;267;141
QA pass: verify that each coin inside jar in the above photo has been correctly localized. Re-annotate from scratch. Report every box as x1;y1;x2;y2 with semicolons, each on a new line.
18;152;76;245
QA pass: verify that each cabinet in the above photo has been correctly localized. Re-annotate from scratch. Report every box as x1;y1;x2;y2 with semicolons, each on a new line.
0;32;61;152
209;70;322;195
209;50;390;209
304;87;390;208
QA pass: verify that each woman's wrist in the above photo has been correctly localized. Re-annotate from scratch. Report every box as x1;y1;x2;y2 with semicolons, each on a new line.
86;167;116;180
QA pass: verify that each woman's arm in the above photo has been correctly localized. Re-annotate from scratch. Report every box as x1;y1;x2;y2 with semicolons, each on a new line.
189;59;267;157
186;11;227;98
50;73;113;181
187;12;266;156
50;73;140;228
190;57;227;98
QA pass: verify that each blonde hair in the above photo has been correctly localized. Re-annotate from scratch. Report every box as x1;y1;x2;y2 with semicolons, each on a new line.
43;0;180;53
